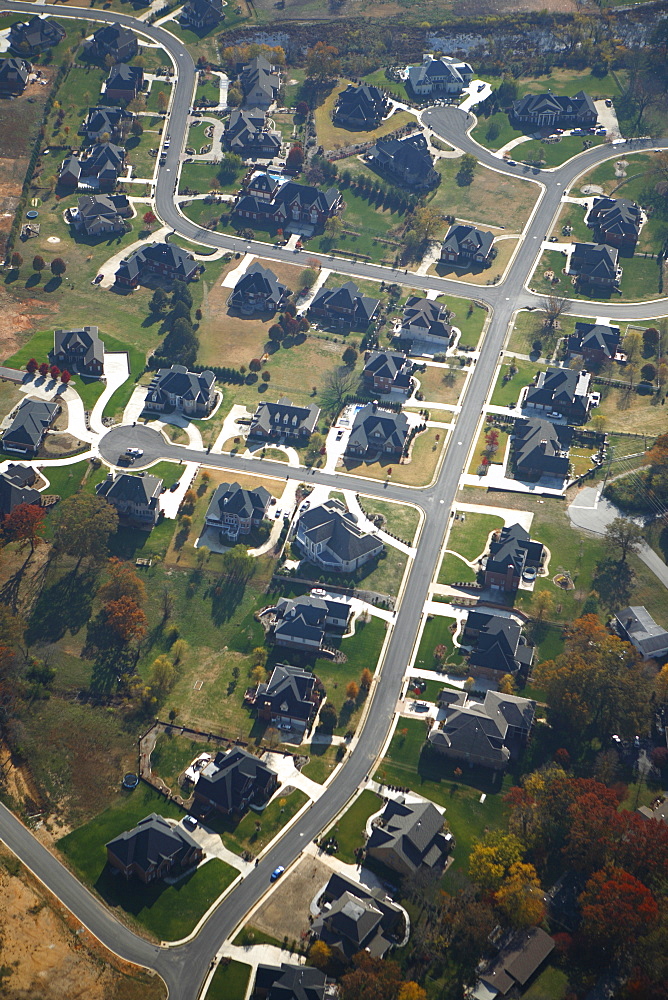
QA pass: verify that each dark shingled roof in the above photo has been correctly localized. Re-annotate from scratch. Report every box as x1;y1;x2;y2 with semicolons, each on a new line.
464;610;534;676
587;196;641;242
401;296;452;341
366;798;449;873
363;351;412;390
310;280;380;328
96;472;162;505
569;321;622;361
2;398;59;451
195;746;277;813
256;664;318;724
205;481;271;523
335;83;389;126
296;499;384;568
347;403;410;455
441;223;494;260
513;416;572;478
52;325;105;370
250;397;320;438
9;15;65;53
479;928;555;995
106;813;200;876
254;963;329;1000
570;242;619;281
615;606;668;658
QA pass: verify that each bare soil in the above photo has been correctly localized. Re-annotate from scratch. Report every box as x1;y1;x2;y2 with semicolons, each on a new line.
0;286;59;359
251;853;334;943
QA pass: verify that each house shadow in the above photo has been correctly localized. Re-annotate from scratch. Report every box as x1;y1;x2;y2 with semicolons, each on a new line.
592;556;634;606
94;862;196;917
416;742;505;795
433;260;488;281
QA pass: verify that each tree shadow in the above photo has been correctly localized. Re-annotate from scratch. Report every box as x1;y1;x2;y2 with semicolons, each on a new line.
26;568;97;645
591;556;634;609
4;269;19;284
44;276;62;293
25;272;41;289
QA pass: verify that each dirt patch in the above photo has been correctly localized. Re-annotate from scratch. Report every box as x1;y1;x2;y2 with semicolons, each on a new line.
251;853;334;943
0;286;59;359
0;846;166;1000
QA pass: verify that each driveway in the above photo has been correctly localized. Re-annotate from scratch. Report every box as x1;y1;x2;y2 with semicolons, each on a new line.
89;352;131;437
159;461;198;517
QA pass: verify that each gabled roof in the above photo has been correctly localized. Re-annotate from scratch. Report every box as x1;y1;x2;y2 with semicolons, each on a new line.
77;192;129;219
312;872;403;960
91;21;137;53
363;350;411;387
479;928;554;995
106;62;142;92
0;467;41;516
256;663;317;722
273;594;349;644
335;83;389;124
230;262;289;306
525;366;591;415
441;223;494;259
2;398;58;449
106;813;199;874
570;321;621;359
53;325;105;368
250;397;320;437
311;280;380;326
347;403;410;453
297;498;384;565
513;416;572;477
512;89;596;120
484;689;536;733
366;798;448;872
402;295;452;341
486;522;539;577
247;169;282;197
196;746;276;812
9;15;65;51
206;481;271;522
615;606;668;656
369;133;435;176
149;365;215;404
254;963;329;1000
80;105;132;139
570;242;619;279
96;472;162;505
465;610;534;675
588;197;641;240
0;57;30;89
117;242;199;283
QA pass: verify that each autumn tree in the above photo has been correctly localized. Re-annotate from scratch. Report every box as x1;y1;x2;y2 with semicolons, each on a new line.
531;588;554;621
148;654;178;699
398;984;427;1000
251;664;266;686
10;252;23;269
345;680;359;702
360;668;373;689
495;861;545;928
340;952;404;1000
50;257;66;277
32;255;46;272
542;293;567;330
308;940;332;969
305;42;340;82
456;152;477;184
53;494;119;570
468;831;524;891
143;210;157;228
98;558;146;605
2;503;46;555
103;596;148;644
156;90;168;112
579;868;658;959
604;516;644;561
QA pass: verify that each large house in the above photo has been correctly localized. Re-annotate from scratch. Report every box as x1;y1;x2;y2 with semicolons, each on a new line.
399;296;452;346
312;872;406;962
295;498;385;573
252;963;330;1000
86;22;138;62
247;663;322;734
249;397;320;441
106;814;203;884
440;224;494;267
192;746;278;816
1;398;59;455
585;196;642;248
50;325;105;376
428;689;536;771
363;350;413;395
484;522;544;592
96;472;163;528
0;57;30;95
462;609;534;680
246;170;282;201
309;281;380;331
9;15;65;55
79;105;133;144
346;401;410;459
568;321;623;366
70;192;131;237
568;242;622;288
366;797;452;876
204;481;271;540
104;62;144;103
525;366;594;424
513;416;572;481
476;928;555;998
59;142;126;192
240;55;280;110
407;54;473;97
235;182;342;230
229;262;290;314
270;594;350;652
334;83;390;129
144;365;216;417
511;89;596;129
367;133;438;190
0;465;42;517
180;0;225;29
115;242;201;288
614;606;668;661
223;109;281;160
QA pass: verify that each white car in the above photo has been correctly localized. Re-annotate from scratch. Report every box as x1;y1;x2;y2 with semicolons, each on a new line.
590;392;601;407
126;447;144;457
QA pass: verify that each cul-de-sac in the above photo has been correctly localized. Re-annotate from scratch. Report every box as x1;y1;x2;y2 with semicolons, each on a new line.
0;1;667;998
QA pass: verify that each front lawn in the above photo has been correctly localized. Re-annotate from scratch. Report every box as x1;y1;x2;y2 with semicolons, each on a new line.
437;552;477;586
467;426;510;475
207;788;309;856
356;497;420;544
470;112;525;151
531;249;663;302
518;134;605;168
301;743;339;783
325;788;382;862
314;80;414;150
447;512;504;561
307;189;404;265
414;615;463;670
342;428;444;487
489;358;540;407
207;960;252;1000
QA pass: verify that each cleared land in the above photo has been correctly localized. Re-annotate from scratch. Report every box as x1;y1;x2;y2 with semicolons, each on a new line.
314;80;414;151
427;160;539;234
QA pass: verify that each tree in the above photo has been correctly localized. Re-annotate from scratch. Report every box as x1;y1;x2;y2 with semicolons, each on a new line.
172;280;193;310
308;940;332;970
226;85;242;107
53;494;119;569
219;152;243;183
542;293;567;330
149;654;177;698
251;664;266;686
156;90;168;113
298;267;317;291
305;42;340;82
50;258;66;277
261;370;271;382
318;702;338;731
346;681;359;701
305;432;325;466
49;365;60;381
38;362;49;378
98;558;146;605
468;832;524;891
103;596;148;643
624;330;643;364
286;144;304;169
360;668;373;689
456;152;477;184
32;255;45;272
409;204;442;244
531;588;554;621
495;861;545;927
340;953;404;1000
398;985;427;1000
296;100;310;116
10;252;23;269
3;503;46;555
131;117;144;137
498;673;516;695
579;867;658;959
60;370;71;385
318;367;360;415
26;358;38;374
605;516;644;562
142;210;157;228
342;345;358;366
150;287;168;314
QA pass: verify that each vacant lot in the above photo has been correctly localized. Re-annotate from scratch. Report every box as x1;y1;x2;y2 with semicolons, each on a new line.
427;160;538;234
594;383;665;435
250;853;334;944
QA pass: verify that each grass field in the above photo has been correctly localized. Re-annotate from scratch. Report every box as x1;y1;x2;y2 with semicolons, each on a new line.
207;960;252;1000
314;80;414;151
532;249;663;303
414;615;463;670
325;788;381;863
301;743;339;783
467;425;510;475
489;358;540;407
357;496;420;543
447;512;504;561
437;552;477;585
427;160;538;234
507;309;581;358
518;134;606;168
415;364;466;406
207;788;308;856
307;189;404;265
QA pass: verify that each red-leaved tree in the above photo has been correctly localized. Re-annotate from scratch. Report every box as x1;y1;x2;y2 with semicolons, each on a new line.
2;503;46;555
26;358;38;374
60;370;71;385
103;597;148;644
38;362;49;378
580;867;658;958
50;365;60;381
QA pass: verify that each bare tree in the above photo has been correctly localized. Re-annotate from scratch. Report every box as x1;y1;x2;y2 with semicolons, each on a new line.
318;367;360;416
542;293;567;331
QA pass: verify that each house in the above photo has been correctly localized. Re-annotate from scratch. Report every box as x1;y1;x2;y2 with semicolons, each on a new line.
252;963;330;1000
440;224;494;267
309;281;380;331
363;351;412;395
586;196;643;248
235;182;342;230
50;325;105;376
204;481;271;540
1;399;59;455
484;522;545;592
270;594;350;652
367;133;438;189
79;105;133;144
104;63;144;103
513;416;572;481
240;55;280;110
462;609;534;680
0;57;30;95
106;813;203;883
334;83;389;129
229;262;290;314
0;465;41;517
248;663;322;733
525;366;594;424
312;872;405;962
95;472;163;527
59;142;126;192
249;397;320;441
475;927;555;998
223;109;281;160
192;746;278;816
399;296;452;346
9;15;65;55
346;401;410;459
144;365;216;417
115;242;201;288
569;242;622;288
614;606;668;661
246;170;282;201
295;498;385;573
511;89;596;129
407;54;473;97
567;321;623;366
86;22;138;63
69;192;131;237
180;0;225;29
637;798;668;823
366;797;452;876
428;690;536;771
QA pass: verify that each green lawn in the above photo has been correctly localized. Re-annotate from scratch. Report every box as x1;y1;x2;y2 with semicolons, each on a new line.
507;309;581;358
311;616;387;734
325;788;382;862
207;789;308;856
414;616;463;670
471;112;525;151
532;249;663;302
207;960;252;1000
301;743;339;783
307;189;404;265
58;783;237;940
41;459;108;501
356;497;420;544
523;965;569;1000
150;733;206;792
126;130;158;180
361;68;409;102
437;553;477;586
489;358;540;407
518;134;605;168
447;513;504;561
196;74;221;106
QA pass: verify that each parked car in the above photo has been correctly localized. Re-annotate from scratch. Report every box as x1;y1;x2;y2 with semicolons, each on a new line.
271;865;285;881
183;815;198;830
126;447;143;457
605;99;612;107
169;481;180;492
590;392;601;406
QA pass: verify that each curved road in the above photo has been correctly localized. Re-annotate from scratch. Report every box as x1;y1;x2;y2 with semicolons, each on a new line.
1;4;668;999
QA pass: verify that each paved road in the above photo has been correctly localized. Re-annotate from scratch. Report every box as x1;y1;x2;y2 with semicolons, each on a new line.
1;4;668;999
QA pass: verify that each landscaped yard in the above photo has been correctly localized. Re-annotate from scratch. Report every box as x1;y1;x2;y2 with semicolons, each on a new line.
207;788;308;856
325;788;382;863
414;615;463;670
489;358;540;407
356;496;420;544
437;552;477;586
207;960;252;1000
342;428;445;487
430;236;518;285
301;743;339;783
307;189;405;265
314;80;414;151
517;134;606;168
447;511;504;561
150;732;208;792
531;248;663;302
467;425;510;475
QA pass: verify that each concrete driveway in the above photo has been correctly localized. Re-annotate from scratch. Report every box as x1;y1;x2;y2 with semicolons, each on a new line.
89;352;131;437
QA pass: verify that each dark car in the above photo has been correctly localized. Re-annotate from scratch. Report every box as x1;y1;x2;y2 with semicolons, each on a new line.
169;481;180;492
